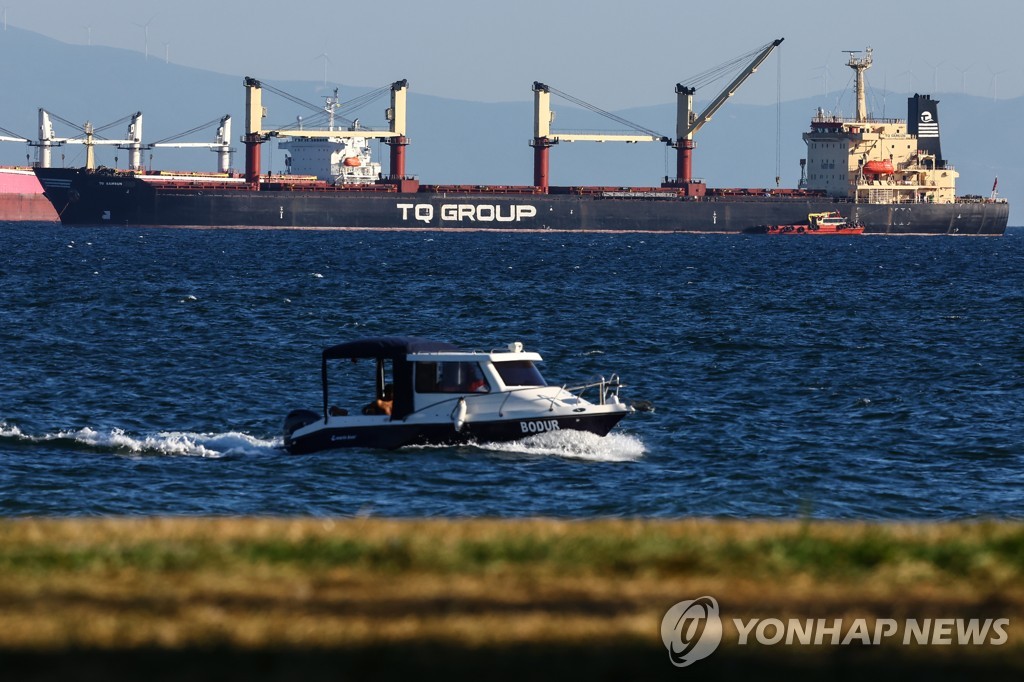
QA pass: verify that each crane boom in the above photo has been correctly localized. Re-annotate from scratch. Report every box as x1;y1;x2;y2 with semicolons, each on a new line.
681;38;783;139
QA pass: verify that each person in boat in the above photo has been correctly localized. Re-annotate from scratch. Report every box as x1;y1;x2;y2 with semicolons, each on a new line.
363;384;394;416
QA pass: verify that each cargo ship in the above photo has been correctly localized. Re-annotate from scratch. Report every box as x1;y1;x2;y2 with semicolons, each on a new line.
0;167;57;221
34;42;1008;235
0;118;57;221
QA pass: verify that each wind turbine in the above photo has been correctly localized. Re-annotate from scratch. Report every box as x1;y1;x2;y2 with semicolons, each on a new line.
810;62;832;99
923;60;944;93
133;15;156;61
987;65;1007;101
897;69;914;94
83;25;92;46
951;63;974;95
315;52;332;88
163;40;170;64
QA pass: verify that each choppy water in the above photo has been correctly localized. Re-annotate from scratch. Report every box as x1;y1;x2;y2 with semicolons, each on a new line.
1;223;1021;518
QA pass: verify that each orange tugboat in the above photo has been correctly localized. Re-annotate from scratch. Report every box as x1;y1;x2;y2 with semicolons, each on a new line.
758;211;865;235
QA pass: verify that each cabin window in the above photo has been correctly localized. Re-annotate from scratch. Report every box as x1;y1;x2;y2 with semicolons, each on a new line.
493;360;547;387
415;361;490;393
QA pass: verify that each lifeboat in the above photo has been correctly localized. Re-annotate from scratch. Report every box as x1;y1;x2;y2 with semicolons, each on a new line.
342;156;361;167
863;159;894;176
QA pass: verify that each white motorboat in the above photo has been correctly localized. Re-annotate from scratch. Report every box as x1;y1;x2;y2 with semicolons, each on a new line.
283;337;631;454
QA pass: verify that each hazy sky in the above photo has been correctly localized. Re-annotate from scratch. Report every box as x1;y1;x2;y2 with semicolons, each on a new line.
4;0;1023;108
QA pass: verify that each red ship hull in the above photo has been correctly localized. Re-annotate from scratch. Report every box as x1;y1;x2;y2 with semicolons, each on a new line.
0;168;58;221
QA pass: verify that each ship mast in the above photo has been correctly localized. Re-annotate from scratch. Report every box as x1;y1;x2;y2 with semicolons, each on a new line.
846;48;873;123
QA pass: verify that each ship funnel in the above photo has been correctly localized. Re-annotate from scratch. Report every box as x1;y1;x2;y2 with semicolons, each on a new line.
908;94;944;168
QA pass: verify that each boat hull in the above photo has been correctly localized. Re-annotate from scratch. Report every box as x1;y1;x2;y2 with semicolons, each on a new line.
0;167;58;221
285;411;628;454
36;168;1009;235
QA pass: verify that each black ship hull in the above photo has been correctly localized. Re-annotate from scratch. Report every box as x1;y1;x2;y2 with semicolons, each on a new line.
36;168;1009;235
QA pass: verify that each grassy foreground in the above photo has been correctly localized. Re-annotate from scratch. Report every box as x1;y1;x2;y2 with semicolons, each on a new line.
0;517;1022;680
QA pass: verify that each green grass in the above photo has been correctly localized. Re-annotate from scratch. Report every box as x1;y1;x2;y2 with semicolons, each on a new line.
0;518;1021;680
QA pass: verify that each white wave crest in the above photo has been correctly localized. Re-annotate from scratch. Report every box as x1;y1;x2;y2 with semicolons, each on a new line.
0;422;282;458
479;429;645;462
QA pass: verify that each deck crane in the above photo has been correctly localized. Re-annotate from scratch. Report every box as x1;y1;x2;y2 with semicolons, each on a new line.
146;115;233;173
242;77;410;188
531;83;670;191
530;38;782;193
668;38;783;195
32;110;140;170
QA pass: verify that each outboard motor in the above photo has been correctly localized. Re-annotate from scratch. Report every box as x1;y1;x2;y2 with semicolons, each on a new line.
283;409;320;449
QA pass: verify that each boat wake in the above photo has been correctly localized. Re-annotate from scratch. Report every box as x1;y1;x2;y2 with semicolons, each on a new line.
1;421;641;462
0;422;281;458
475;429;645;462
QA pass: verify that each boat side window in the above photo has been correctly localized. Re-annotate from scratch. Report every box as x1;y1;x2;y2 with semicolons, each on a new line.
493;360;547;387
415;361;490;393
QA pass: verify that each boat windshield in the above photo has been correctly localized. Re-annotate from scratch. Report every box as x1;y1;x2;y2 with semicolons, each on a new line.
415;361;490;393
493;360;546;387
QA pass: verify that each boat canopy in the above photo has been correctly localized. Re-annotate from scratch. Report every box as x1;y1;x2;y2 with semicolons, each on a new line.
322;336;459;361
320;337;460;419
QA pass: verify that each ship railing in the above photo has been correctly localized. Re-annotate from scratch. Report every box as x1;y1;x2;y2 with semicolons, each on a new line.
811;114;905;125
566;374;624;406
418;184;546;194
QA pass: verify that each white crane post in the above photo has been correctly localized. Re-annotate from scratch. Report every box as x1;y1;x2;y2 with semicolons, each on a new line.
216;115;232;173
37;108;55;168
84;121;95;170
127;112;143;170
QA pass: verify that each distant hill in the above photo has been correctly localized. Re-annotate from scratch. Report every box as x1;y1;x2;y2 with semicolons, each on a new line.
1;26;1018;224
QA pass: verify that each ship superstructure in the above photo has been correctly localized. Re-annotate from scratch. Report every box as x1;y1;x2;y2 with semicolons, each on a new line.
277;89;382;185
801;48;958;205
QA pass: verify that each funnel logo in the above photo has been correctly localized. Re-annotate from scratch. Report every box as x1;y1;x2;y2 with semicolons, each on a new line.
918;110;939;138
660;596;723;667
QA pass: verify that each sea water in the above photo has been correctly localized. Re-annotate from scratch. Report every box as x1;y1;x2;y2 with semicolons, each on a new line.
1;223;1021;518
